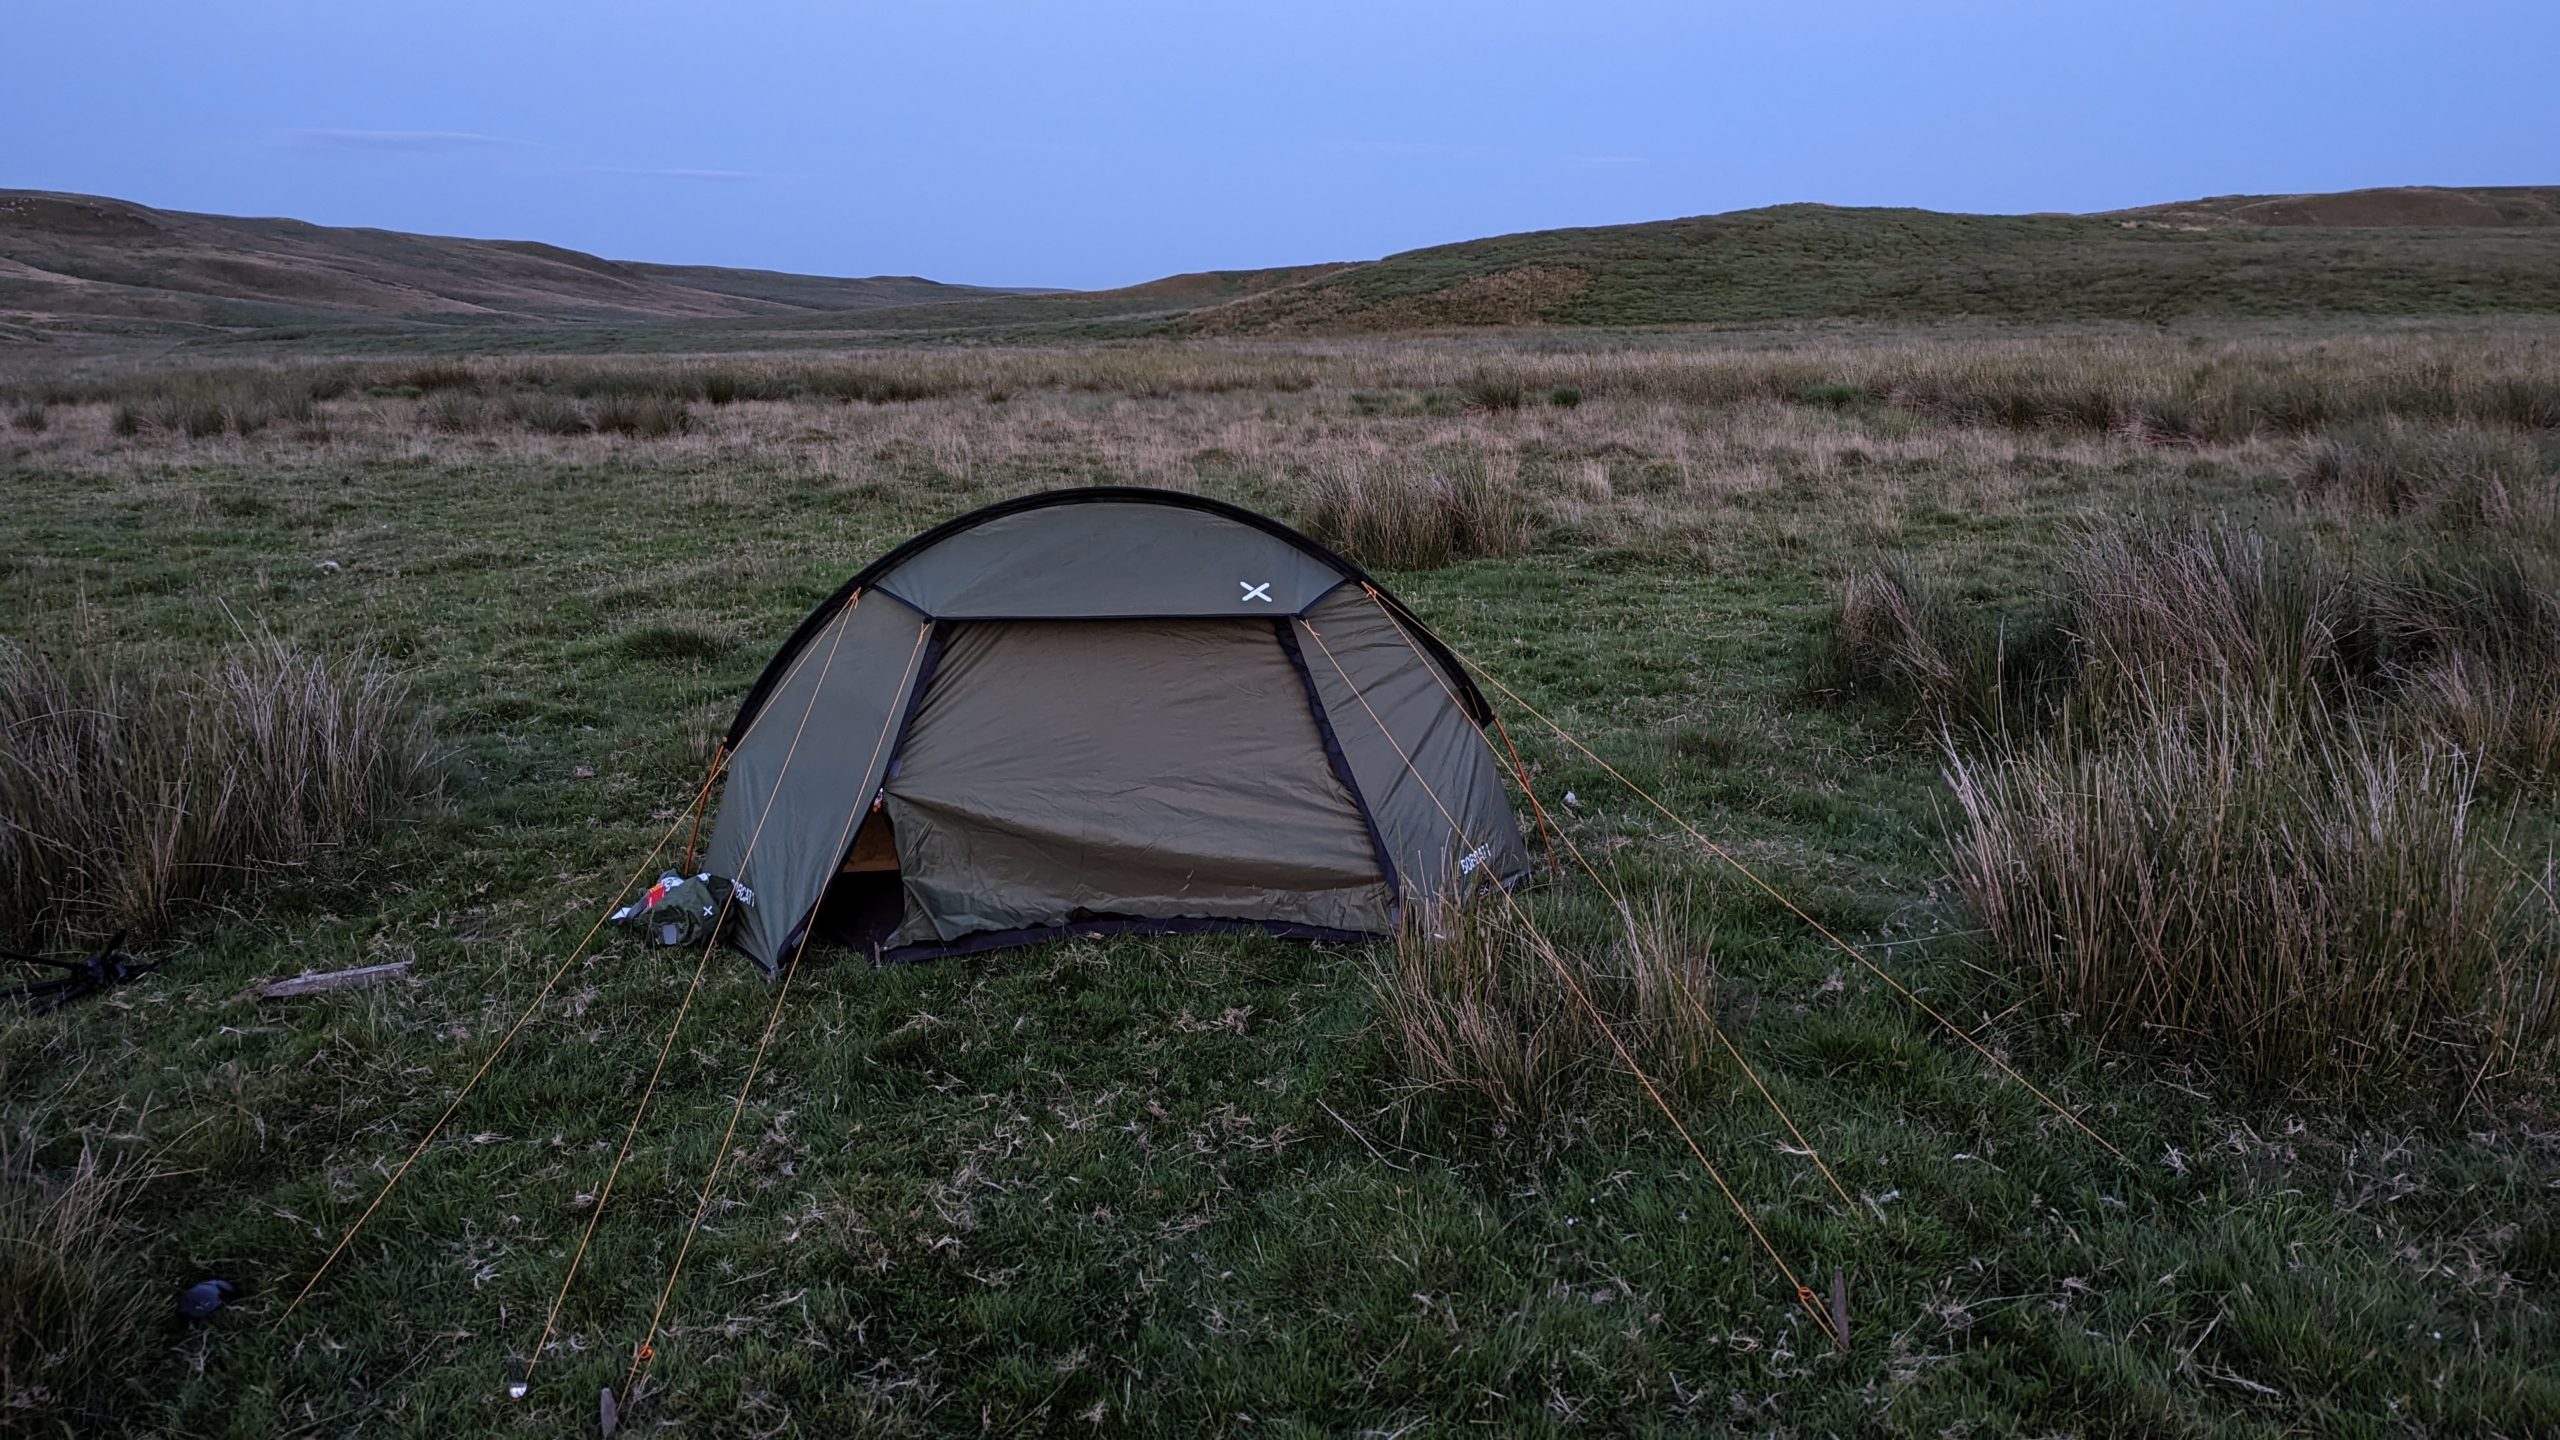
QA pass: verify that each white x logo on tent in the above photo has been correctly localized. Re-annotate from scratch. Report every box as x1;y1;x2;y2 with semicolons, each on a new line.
1239;581;1273;603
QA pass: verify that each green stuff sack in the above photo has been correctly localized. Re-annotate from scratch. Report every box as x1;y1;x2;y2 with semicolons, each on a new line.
610;872;753;948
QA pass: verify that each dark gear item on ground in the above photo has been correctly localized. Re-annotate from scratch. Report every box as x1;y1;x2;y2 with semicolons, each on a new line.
610;873;752;949
1;931;161;1011
179;1278;238;1320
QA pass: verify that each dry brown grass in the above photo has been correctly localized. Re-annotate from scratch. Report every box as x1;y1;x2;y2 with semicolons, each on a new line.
1810;509;2560;1098
12;319;2556;438
1368;895;1720;1128
0;634;444;946
1945;705;2558;1096
1296;451;1533;568
0;1124;154;1422
2293;419;2559;537
0;342;2209;580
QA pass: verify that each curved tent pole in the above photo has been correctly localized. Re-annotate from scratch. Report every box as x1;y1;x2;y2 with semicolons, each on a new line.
722;487;1493;747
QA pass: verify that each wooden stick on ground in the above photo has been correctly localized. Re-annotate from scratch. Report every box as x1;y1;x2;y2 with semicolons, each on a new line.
258;962;411;999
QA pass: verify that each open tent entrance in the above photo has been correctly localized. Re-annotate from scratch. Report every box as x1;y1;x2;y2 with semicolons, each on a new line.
812;810;907;956
809;617;1397;962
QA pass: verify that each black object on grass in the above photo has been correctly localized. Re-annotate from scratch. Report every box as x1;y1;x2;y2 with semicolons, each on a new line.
1;932;162;1011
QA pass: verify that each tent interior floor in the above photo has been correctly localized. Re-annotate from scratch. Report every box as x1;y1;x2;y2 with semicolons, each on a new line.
812;816;906;959
812;870;906;960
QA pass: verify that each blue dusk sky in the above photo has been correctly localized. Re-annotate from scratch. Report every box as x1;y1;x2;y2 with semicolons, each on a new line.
6;1;2554;288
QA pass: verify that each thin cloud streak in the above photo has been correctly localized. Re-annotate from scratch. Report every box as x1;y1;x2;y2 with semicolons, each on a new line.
591;166;794;183
278;128;532;152
1330;139;1488;159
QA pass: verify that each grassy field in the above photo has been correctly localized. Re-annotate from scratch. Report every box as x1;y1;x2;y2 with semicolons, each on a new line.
5;321;2559;1436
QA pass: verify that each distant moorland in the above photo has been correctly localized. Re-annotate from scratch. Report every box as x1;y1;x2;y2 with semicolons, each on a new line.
5;184;2558;352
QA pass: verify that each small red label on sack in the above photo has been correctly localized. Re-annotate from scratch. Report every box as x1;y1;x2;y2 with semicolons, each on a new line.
644;882;668;908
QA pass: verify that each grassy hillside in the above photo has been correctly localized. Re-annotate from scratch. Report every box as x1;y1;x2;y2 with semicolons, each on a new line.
1184;198;2560;333
0;191;1036;342
10;185;2558;353
616;260;1047;312
2113;184;2560;228
336;191;2560;347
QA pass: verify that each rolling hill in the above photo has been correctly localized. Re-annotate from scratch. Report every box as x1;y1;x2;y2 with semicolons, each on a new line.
1173;187;2560;334
5;184;2556;350
2110;184;2560;228
0;190;1045;341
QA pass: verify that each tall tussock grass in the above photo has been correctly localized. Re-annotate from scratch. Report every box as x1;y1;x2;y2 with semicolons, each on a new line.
591;393;694;438
2383;548;2560;788
1945;708;2558;1096
1821;522;2560;786
0;635;443;945
1368;897;1720;1128
1802;559;2072;740
1811;522;2380;741
1819;517;2560;1097
2062;522;2382;726
1298;455;1532;569
0;1125;154;1421
2293;420;2557;534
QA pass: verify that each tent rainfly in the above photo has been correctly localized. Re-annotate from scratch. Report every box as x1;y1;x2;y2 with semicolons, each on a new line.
703;487;1530;970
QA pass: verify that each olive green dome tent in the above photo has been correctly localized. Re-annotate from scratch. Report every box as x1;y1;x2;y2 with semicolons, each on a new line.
702;487;1530;971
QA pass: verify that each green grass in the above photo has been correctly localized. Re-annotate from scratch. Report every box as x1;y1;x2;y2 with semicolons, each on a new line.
2;327;2556;1435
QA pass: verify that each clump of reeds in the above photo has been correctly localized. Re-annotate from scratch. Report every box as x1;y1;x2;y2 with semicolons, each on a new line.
616;623;727;665
2380;546;2560;788
501;391;593;436
1943;703;2558;1095
1297;454;1532;569
418;391;488;434
1818;521;2560;787
2293;420;2554;532
0;634;443;945
1367;895;1721;1126
1369;901;1579;1122
1462;369;1526;412
1801;557;2072;740
1818;517;2560;1098
2060;520;2379;728
0;1126;154;1422
592;394;694;438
